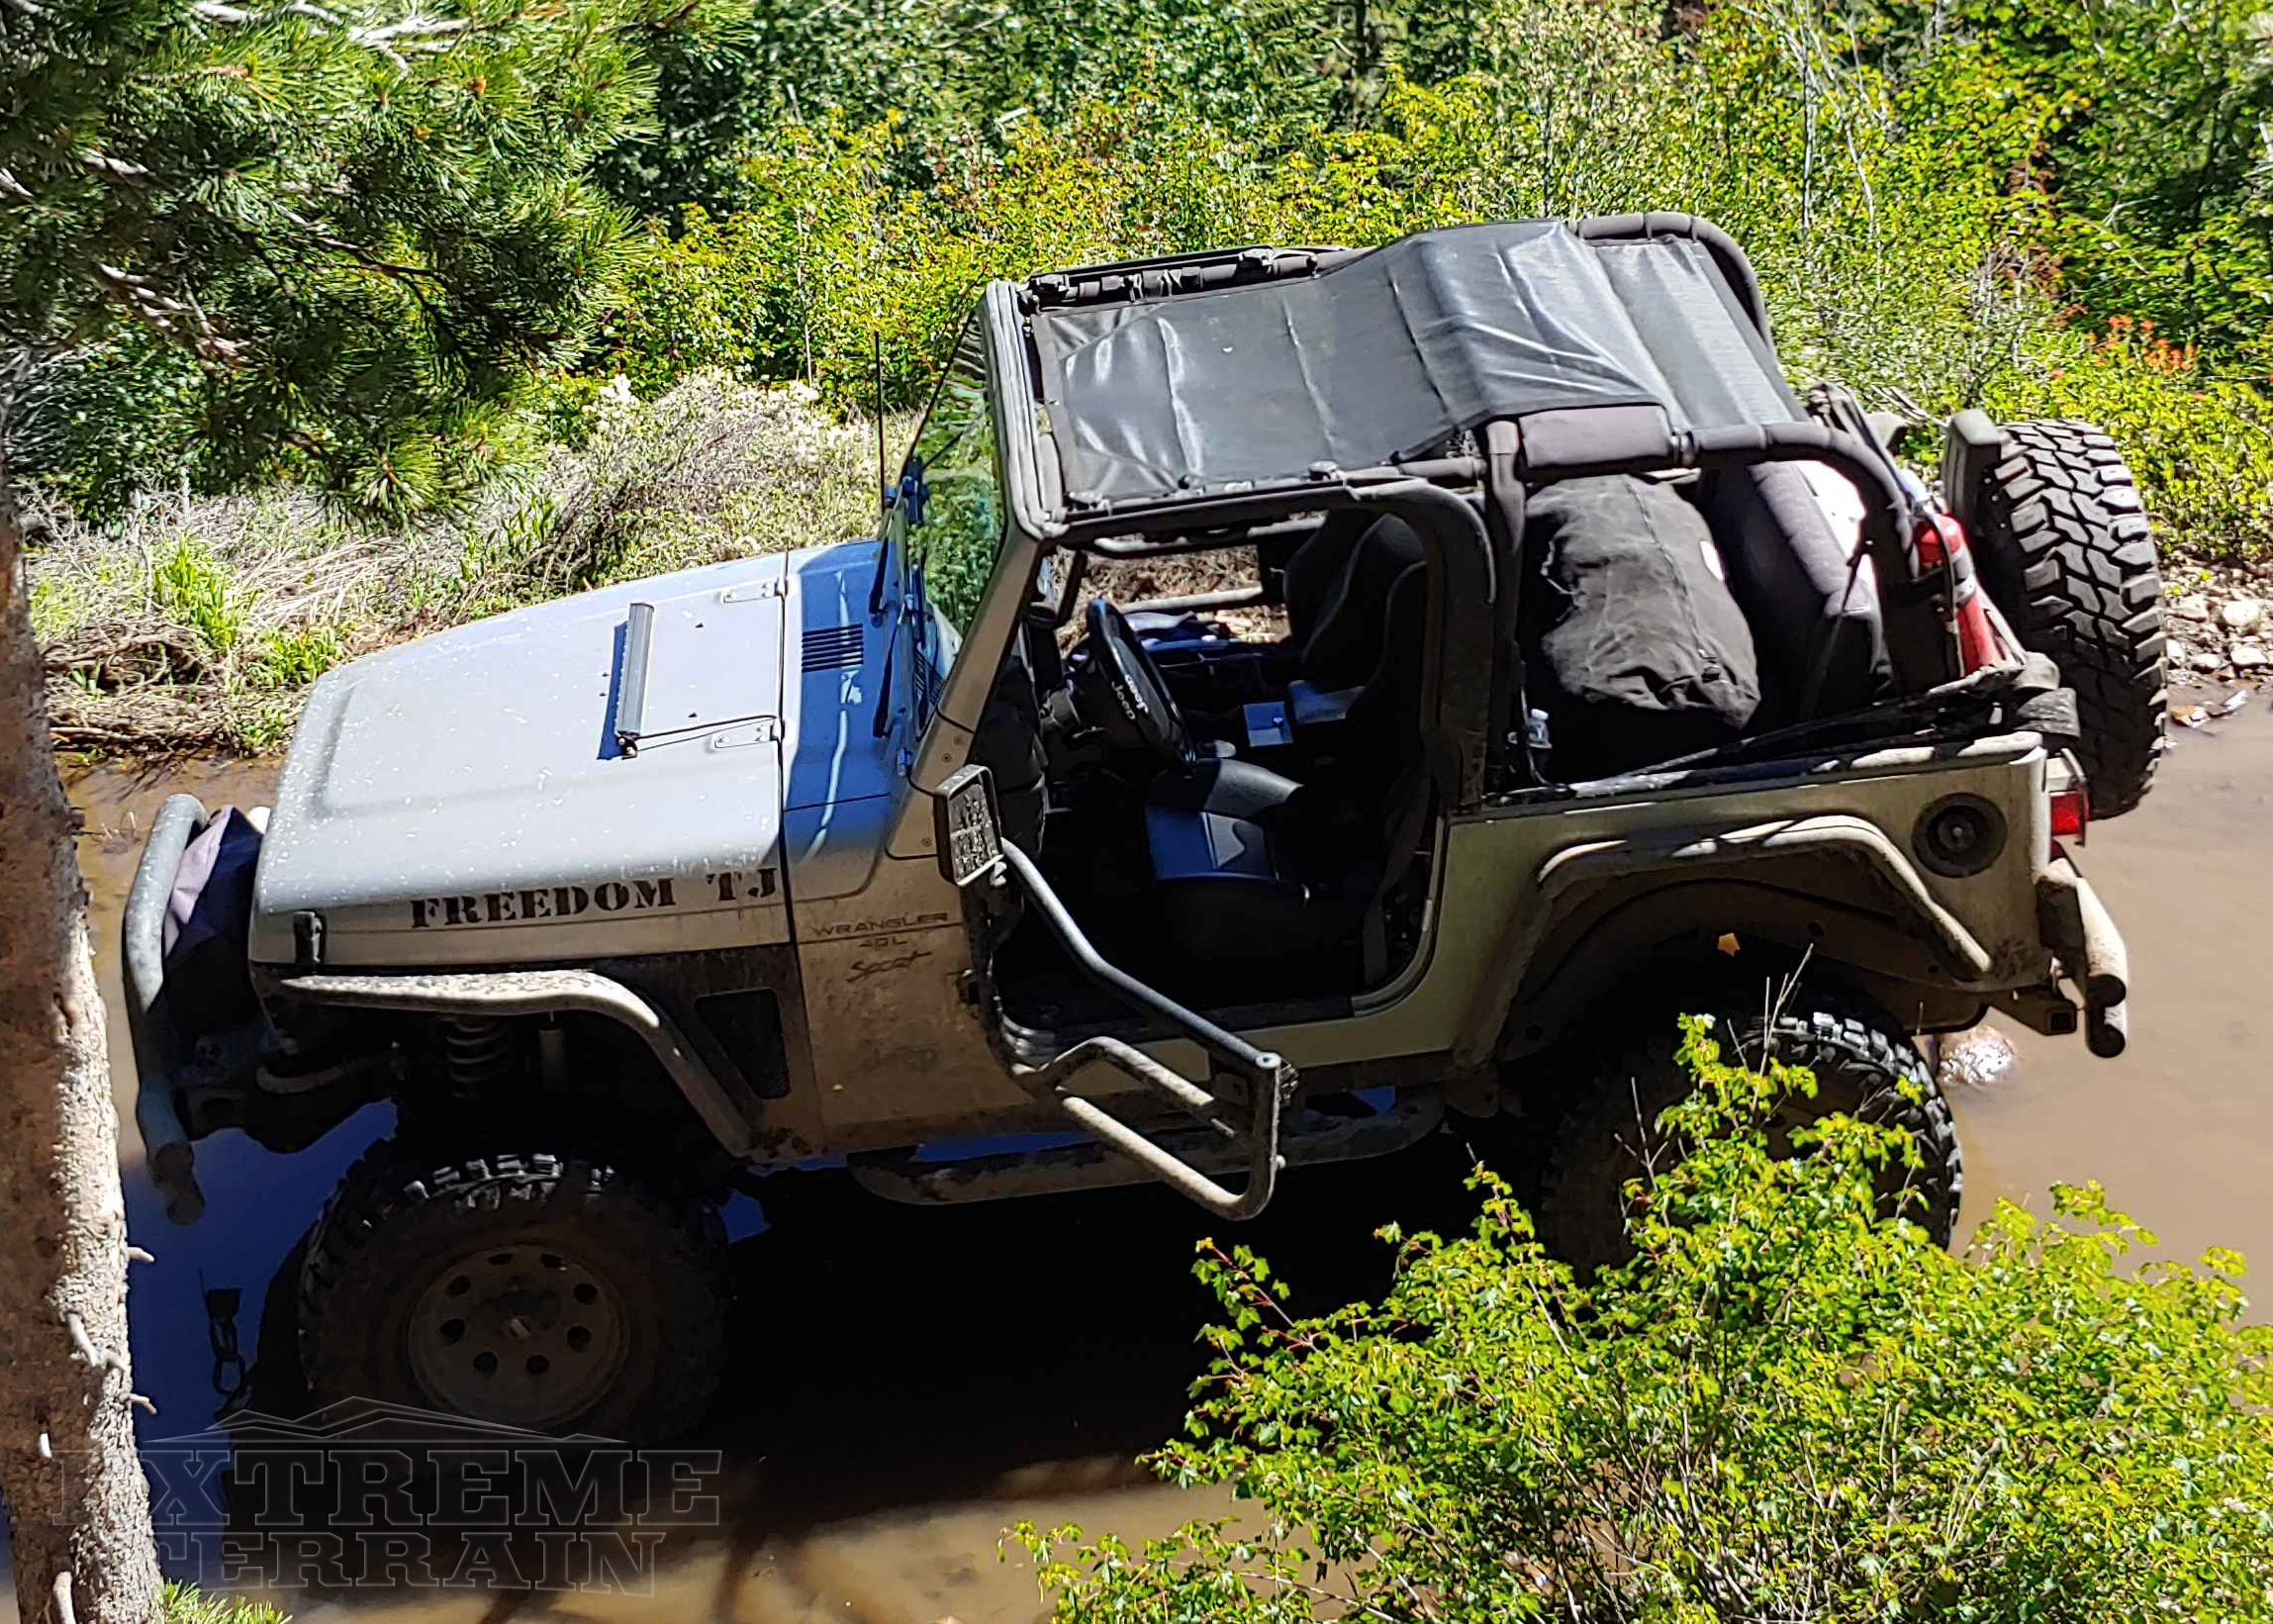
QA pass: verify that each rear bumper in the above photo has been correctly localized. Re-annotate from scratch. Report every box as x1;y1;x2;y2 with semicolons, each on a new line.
123;794;210;1223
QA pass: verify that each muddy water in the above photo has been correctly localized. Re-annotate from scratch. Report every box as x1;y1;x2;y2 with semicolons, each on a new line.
22;713;2273;1621
1953;701;2273;1269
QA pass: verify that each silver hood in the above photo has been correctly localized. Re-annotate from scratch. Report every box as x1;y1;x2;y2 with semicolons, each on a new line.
250;542;891;967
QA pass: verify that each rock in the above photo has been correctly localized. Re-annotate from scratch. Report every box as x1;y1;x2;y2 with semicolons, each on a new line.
2171;594;2211;621
1936;1023;2017;1092
2220;597;2264;630
2233;642;2270;670
2190;647;2228;673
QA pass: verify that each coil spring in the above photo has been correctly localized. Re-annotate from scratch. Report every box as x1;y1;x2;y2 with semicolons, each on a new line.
440;1015;517;1094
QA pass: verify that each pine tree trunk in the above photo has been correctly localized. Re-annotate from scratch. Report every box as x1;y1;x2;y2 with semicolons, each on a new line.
0;434;165;1624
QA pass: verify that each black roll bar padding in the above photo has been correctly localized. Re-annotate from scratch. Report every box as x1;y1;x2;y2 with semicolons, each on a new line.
1335;455;1489;487
996;841;1292;1219
1573;212;1775;344
1027;243;1356;310
1516;403;1679;478
1067;479;1498;809
1481;420;1530;786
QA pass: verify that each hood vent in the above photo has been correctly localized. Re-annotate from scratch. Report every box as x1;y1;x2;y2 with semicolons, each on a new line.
803;622;864;671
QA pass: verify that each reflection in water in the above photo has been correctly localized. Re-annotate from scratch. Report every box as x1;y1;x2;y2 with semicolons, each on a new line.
24;707;2273;1619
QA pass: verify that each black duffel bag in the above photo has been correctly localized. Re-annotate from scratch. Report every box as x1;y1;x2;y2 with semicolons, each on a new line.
1526;475;1761;780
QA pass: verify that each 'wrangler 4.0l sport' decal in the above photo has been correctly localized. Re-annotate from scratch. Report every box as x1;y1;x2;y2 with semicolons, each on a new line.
408;868;779;929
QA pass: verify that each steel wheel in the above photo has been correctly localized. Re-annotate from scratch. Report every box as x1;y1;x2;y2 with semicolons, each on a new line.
302;1150;729;1438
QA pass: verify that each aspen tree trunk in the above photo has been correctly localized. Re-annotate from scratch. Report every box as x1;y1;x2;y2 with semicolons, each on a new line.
0;421;165;1624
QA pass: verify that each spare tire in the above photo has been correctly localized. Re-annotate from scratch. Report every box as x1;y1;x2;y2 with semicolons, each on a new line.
1971;420;2165;817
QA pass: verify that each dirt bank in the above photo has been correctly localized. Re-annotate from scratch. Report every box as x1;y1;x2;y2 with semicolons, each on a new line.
29;376;896;759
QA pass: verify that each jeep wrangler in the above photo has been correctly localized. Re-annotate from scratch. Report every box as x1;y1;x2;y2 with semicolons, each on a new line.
126;217;2158;1437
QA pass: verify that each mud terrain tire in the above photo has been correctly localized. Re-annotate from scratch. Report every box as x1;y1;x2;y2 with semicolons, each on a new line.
1535;992;1961;1277
1972;419;2165;818
300;1149;728;1438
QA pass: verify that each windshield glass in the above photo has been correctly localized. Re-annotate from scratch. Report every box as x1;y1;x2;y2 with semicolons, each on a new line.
897;313;1003;694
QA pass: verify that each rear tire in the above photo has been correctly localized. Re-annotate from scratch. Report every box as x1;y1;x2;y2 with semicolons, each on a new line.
299;1149;729;1439
1534;990;1961;1277
1972;419;2165;818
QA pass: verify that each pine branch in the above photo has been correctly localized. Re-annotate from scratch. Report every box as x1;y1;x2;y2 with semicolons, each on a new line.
89;261;247;363
79;150;150;182
190;0;472;68
191;0;344;26
278;206;446;288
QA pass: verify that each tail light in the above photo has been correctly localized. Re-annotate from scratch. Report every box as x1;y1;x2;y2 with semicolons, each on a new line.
2050;785;2090;843
1913;512;2004;673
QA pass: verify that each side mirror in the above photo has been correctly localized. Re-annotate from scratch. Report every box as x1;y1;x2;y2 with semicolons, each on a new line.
934;764;1003;888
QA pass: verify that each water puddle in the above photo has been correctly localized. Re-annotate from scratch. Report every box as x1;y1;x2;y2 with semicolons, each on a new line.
14;706;2273;1620
1950;697;2273;1273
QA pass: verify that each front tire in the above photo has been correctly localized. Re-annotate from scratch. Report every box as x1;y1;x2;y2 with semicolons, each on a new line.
299;1149;729;1438
1972;419;2165;818
1534;991;1961;1276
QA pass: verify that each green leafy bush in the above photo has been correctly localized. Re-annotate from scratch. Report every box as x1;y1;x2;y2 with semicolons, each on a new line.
1987;321;2273;562
1019;1018;2273;1621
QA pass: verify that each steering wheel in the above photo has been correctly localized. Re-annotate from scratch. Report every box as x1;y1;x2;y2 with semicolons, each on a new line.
1082;598;1196;772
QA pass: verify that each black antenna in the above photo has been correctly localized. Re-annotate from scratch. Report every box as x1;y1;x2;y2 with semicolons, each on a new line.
867;331;891;619
874;332;889;516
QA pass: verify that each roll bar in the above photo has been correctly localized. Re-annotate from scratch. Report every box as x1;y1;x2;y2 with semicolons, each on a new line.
1512;406;1947;691
1064;479;1498;809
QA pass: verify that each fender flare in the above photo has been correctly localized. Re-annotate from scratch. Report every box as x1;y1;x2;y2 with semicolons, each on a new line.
281;969;759;1158
1453;814;1996;1067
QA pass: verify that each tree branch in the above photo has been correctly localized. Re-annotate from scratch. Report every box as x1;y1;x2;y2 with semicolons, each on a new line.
192;0;342;25
79;150;151;181
189;0;471;69
88;261;248;364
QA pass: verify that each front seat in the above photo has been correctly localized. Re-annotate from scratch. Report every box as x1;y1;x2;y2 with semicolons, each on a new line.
1293;516;1427;689
1142;557;1434;981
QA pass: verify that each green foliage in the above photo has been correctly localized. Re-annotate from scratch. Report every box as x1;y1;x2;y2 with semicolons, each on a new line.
160;1580;289;1624
1988;320;2273;558
591;0;1379;218
150;535;243;653
1927;0;2273;359
572;0;2271;563
1019;1016;2273;1622
27;573;86;640
0;0;706;518
248;622;345;689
